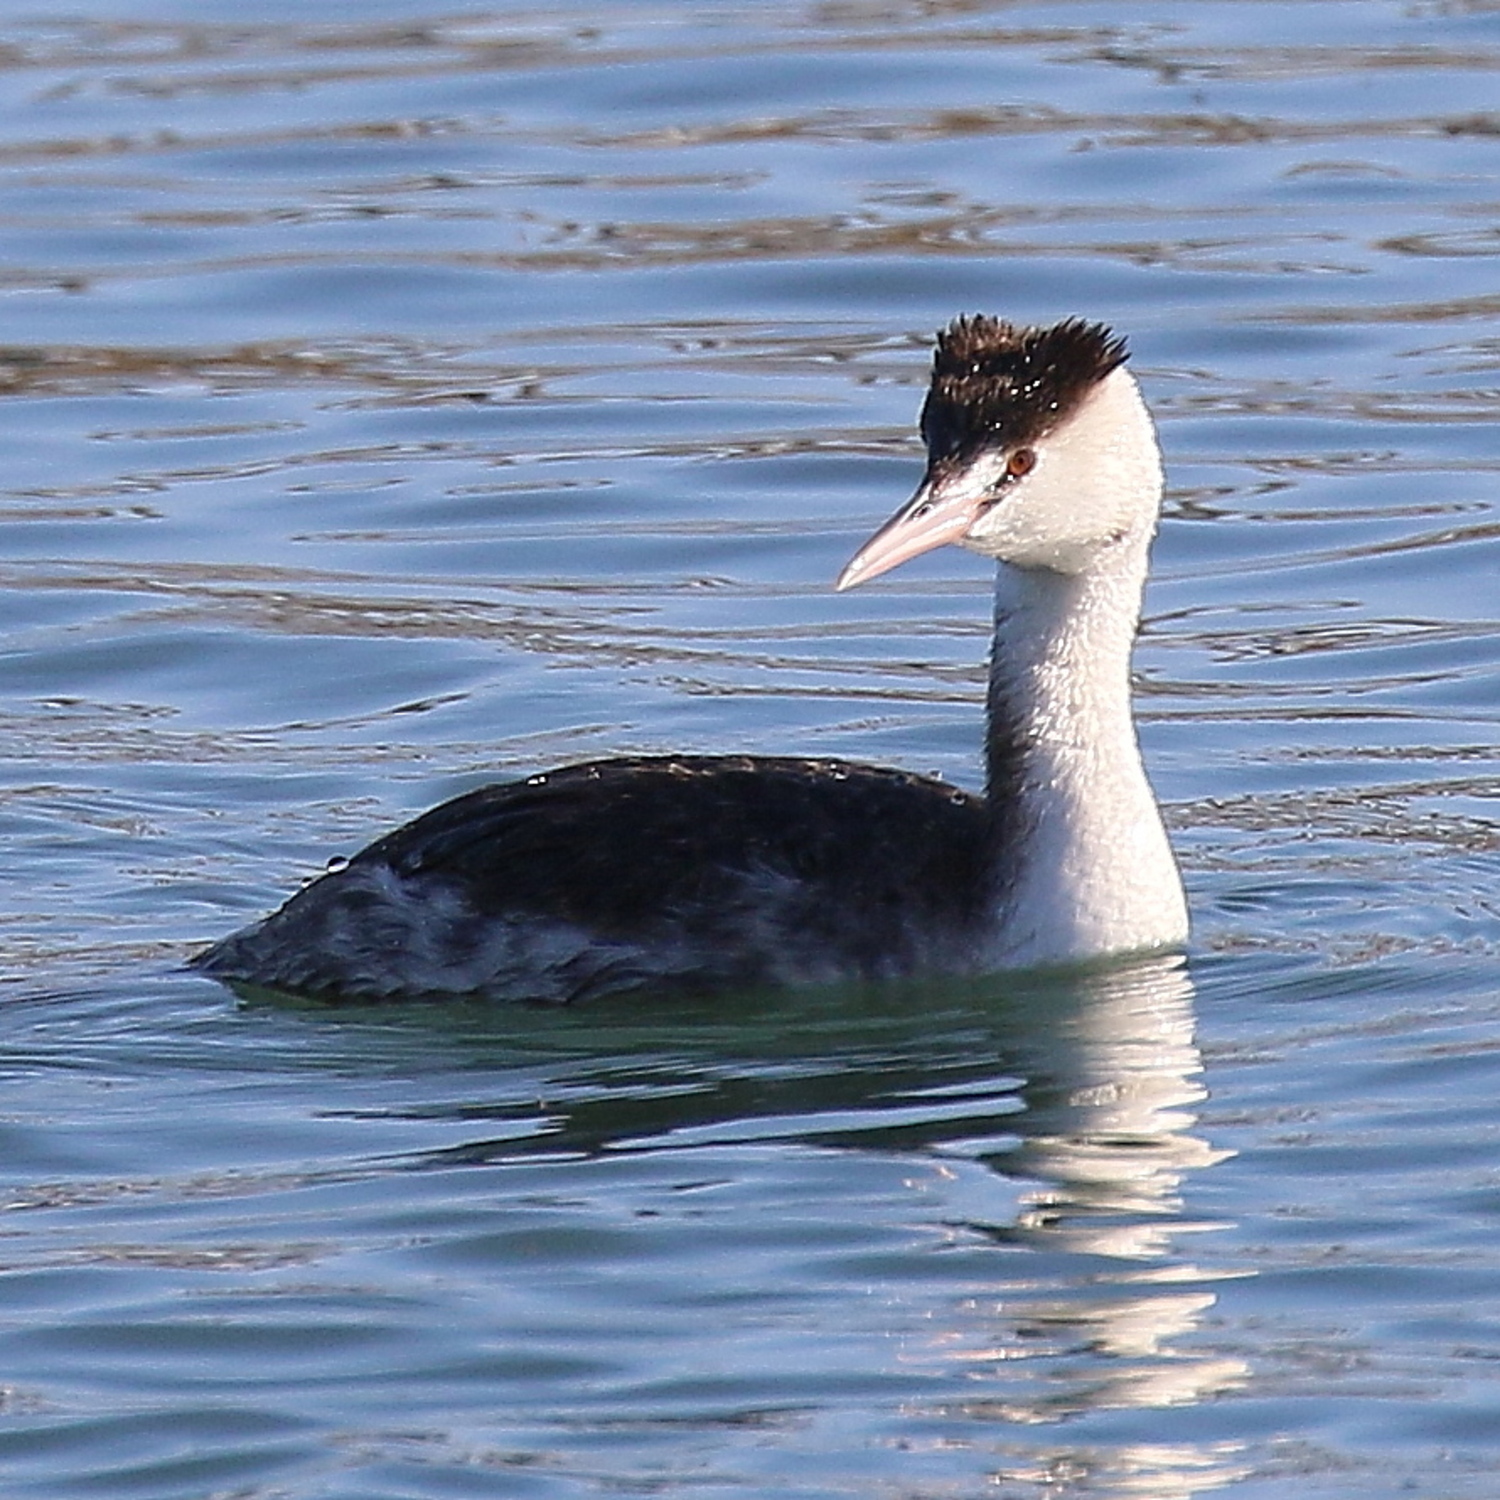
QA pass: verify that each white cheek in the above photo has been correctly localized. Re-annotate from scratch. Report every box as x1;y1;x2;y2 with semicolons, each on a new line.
964;466;1069;567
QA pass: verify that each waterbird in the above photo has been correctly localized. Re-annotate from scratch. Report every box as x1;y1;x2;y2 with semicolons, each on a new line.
194;315;1187;1002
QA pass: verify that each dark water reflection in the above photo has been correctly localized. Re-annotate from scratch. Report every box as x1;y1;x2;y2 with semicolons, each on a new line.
302;957;1245;1432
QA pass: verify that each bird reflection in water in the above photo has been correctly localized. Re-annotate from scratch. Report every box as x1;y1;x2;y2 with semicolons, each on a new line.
898;954;1250;1497
342;954;1246;1498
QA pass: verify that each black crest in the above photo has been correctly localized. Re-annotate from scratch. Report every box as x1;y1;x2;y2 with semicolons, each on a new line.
920;316;1128;462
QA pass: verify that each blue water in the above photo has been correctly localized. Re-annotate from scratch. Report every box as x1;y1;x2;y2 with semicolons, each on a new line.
2;2;1499;1495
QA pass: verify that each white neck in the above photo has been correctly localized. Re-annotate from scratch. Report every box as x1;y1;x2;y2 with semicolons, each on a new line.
981;538;1187;968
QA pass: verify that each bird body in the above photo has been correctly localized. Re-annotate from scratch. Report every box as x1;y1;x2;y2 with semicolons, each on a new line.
195;316;1187;1002
198;756;991;1003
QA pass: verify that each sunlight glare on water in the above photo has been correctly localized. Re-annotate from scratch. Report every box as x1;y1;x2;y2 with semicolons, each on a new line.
1;2;1499;1496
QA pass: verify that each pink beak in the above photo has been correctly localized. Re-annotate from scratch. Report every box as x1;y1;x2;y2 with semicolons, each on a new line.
835;466;989;591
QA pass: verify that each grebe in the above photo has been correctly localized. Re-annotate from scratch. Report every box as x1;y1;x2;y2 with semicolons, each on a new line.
194;316;1187;1002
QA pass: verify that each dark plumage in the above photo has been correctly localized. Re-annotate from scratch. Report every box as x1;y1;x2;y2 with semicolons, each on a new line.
920;317;1128;463
196;758;991;1003
363;758;986;934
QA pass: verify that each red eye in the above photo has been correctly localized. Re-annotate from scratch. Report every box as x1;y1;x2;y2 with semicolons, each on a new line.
1006;447;1036;479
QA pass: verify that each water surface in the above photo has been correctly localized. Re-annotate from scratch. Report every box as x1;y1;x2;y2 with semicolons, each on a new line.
2;2;1499;1496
